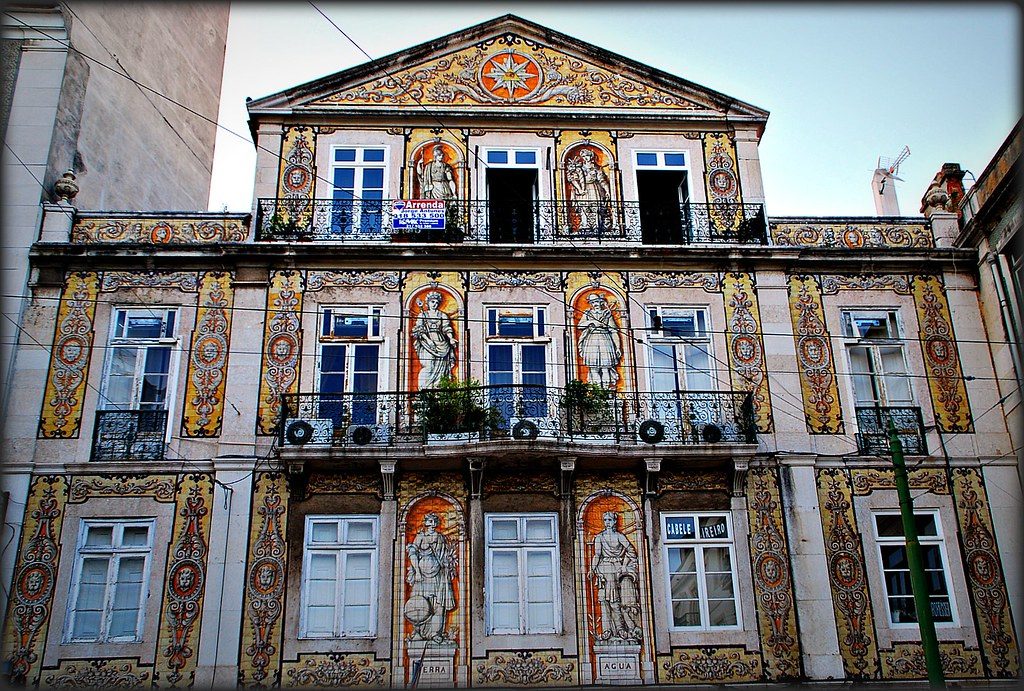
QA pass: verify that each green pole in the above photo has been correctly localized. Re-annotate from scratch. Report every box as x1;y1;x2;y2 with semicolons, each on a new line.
888;420;945;687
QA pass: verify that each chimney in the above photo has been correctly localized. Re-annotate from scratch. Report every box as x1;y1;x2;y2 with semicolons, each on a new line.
872;168;901;216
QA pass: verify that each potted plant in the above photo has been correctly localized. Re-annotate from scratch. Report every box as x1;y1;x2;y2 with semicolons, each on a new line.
559;379;613;437
416;376;503;443
265;211;305;240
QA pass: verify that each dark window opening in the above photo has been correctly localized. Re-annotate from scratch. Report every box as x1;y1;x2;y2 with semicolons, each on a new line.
638;170;689;244
487;169;536;244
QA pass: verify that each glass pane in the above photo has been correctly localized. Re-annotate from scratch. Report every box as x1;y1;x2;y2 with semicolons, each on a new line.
362;149;385;162
140;373;167;406
526;550;553;578
110;557;144;637
109;347;138;377
490;519;518;542
85;526;114;547
669;573;698;599
527;602;554;631
344;553;372;596
930;597;954;622
708;598;738;626
488;345;513;373
664;516;695;541
683;345;713;389
487;150;508;164
667;547;695;574
491;550;519;579
76;557;109;611
882;545;909;570
706;573;734;598
144;347;171;375
491;603;518;630
497;313;534;337
363;168;384;188
343;605;371;633
308;578;336;607
664;153;686;166
521;345;546;373
311;522;338;544
346;521;374;544
335;149;356;162
849;347;878;404
353;345;379;373
880;347;913;404
637;153;657;166
514;151;536;165
307;606;334;634
524;518;553;543
309;553;337;582
492;575;519;603
125;315;163;339
698;516;729;541
889;596;916;623
875;514;904;537
121;526;149;547
672;599;700;627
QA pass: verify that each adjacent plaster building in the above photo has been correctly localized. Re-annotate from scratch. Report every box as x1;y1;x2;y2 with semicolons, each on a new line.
1;15;1019;688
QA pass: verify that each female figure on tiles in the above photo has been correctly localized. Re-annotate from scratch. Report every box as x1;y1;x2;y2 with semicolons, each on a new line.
577;292;622;389
589;511;641;641
566;147;612;233
405;512;457;642
416;146;458;201
412;291;457;390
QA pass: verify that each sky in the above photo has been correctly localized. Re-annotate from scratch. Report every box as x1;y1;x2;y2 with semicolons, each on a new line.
207;2;1021;217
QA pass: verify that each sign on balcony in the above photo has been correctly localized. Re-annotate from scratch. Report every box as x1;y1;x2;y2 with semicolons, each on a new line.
392;199;446;230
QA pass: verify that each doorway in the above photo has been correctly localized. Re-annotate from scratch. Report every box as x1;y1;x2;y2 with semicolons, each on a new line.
637;170;689;244
487;169;537;244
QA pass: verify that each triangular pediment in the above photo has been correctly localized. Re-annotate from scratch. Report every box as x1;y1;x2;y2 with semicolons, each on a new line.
249;15;767;118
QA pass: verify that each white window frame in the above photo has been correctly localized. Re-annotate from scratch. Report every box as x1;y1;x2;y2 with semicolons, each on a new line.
481;147;543;170
646;306;715;392
64;518;155;643
316;306;388;394
841;309;914;407
661;512;741;631
330;145;390;237
99;307;180;443
299;515;379;639
632;150;693;202
484;513;561;635
872;509;958;628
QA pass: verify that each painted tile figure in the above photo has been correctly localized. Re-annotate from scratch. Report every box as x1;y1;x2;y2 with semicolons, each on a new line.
577;293;622;389
416;147;457;201
590;511;641;641
412;291;457;390
405;512;457;642
567;148;612;232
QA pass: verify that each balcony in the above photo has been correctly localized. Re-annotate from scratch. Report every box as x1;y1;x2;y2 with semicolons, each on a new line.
254;199;768;245
277;385;756;451
854;406;927;456
91;409;168;462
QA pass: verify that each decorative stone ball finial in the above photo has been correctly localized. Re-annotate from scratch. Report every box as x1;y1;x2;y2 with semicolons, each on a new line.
53;169;79;203
919;172;950;216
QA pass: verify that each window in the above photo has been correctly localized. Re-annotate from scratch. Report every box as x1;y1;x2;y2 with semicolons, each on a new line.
485;514;560;634
100;308;178;413
317;307;383;427
873;511;955;626
484;148;539;167
647;307;713;392
842;310;912;406
662;513;740;630
635;151;691;244
486;307;549;424
331;146;388;236
635;151;688;168
66;520;154;643
301;516;378;638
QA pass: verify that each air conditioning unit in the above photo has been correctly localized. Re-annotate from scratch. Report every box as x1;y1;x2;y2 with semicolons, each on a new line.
347;424;392;446
636;418;682;444
510;416;554;440
283;417;334;446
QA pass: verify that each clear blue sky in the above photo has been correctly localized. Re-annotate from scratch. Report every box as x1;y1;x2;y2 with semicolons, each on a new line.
208;2;1021;217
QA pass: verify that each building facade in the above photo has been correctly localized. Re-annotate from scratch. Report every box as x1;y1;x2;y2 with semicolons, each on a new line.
1;15;1019;688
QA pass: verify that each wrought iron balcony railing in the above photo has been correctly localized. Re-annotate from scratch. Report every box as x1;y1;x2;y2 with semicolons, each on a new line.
855;405;927;456
91;409;168;462
255;199;768;245
278;385;755;449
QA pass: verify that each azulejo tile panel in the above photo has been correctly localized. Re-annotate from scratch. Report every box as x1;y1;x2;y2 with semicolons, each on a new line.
723;272;772;433
238;473;290;687
815;468;879;679
912;275;973;433
850;467;950;496
71;216;247;244
1;475;68;686
281;653;390;688
950;468;1019;677
256;271;304;436
182;271;234;437
702;133;743;233
474;650;577;686
275;126;317;226
746;467;800;680
788;274;844;434
657;647;762;684
154;474;216;686
880;642;984;680
67;474;177;503
770;221;933;248
38;272;99;439
42;658;153;688
311;34;706;109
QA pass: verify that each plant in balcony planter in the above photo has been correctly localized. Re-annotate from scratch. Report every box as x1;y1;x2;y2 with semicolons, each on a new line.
266;211;304;239
559;379;613;435
416;376;503;442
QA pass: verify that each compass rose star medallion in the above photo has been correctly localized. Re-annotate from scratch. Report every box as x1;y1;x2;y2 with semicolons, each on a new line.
479;50;542;101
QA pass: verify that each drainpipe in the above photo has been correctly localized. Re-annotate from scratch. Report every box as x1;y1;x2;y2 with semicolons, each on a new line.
987;252;1024;391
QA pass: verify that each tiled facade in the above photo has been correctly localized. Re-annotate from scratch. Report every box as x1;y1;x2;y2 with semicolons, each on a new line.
1;15;1020;688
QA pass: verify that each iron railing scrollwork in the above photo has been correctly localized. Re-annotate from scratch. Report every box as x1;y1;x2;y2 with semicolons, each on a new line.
91;409;168;462
855;405;927;455
278;385;756;449
255;198;769;246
